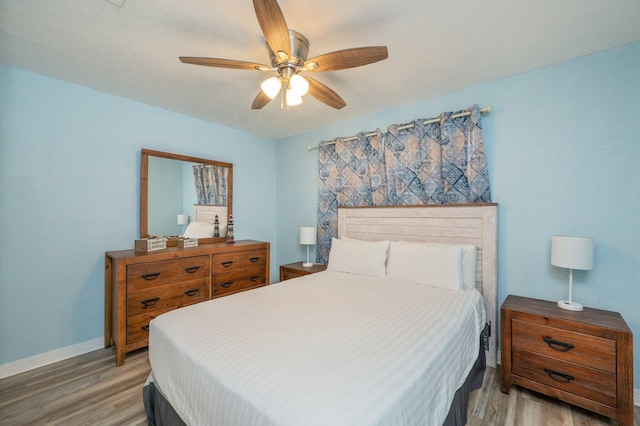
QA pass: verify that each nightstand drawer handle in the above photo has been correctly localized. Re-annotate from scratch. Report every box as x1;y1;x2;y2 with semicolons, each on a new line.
184;266;200;273
221;281;234;288
141;297;160;308
221;261;234;267
141;325;149;331
184;288;200;296
544;368;574;383
141;272;161;281
249;275;260;282
543;336;574;352
249;257;260;262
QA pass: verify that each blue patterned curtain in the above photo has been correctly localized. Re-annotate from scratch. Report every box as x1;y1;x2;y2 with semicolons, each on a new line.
316;104;491;263
193;165;228;205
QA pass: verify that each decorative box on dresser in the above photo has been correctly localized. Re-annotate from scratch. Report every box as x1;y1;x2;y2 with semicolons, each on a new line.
500;295;634;426
105;240;270;366
279;261;327;281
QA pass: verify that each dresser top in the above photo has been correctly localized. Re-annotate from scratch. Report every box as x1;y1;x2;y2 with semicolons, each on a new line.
106;239;268;260
502;295;631;334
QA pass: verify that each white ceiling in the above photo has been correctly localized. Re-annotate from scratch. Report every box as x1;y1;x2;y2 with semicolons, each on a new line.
2;0;639;140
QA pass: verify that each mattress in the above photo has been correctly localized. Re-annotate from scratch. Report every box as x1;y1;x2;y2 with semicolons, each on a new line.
148;270;486;426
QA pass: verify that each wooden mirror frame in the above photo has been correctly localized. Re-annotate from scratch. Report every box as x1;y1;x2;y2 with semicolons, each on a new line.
140;149;233;244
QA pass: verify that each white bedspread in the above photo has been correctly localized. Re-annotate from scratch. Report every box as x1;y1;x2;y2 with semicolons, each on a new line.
149;271;485;426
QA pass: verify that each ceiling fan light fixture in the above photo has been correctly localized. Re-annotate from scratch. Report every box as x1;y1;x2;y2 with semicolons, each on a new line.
285;89;302;107
289;74;309;97
261;76;282;99
179;0;388;110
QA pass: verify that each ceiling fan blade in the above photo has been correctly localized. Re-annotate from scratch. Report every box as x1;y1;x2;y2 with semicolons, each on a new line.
252;90;273;109
304;46;388;72
179;57;271;71
253;0;290;61
305;77;346;109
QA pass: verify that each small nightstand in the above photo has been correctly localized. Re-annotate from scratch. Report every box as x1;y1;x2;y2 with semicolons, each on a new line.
279;261;327;282
500;295;633;426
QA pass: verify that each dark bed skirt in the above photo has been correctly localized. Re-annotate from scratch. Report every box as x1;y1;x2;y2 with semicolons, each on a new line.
143;339;486;426
143;376;186;426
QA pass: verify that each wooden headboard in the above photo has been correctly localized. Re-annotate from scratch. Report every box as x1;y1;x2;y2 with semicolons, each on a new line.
338;204;498;367
193;204;228;234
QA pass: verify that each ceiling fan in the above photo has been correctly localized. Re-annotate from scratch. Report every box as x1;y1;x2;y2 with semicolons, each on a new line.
179;0;388;110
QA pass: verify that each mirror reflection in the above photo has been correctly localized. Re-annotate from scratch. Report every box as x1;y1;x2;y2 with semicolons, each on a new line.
141;149;233;243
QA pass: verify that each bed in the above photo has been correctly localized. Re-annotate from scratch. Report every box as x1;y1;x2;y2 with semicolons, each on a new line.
144;204;498;426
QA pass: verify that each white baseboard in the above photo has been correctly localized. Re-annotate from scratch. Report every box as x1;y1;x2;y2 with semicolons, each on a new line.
0;337;104;379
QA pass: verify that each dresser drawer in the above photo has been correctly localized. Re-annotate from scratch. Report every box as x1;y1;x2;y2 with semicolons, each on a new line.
127;279;209;317
512;319;616;373
212;268;266;297
212;248;266;272
127;307;177;345
127;256;210;291
281;269;306;281
512;347;616;407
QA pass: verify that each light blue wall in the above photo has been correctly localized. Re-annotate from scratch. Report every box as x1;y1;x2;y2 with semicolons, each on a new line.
2;40;639;389
276;41;640;386
148;156;183;236
181;161;197;226
0;64;277;364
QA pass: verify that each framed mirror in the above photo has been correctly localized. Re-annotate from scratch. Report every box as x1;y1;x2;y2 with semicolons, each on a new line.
140;149;233;244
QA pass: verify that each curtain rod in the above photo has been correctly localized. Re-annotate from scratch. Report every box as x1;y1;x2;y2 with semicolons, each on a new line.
307;105;492;151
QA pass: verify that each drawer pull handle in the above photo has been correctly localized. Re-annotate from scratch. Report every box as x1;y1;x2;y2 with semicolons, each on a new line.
249;275;260;282
249;257;260;262
141;297;160;308
141;325;149;331
141;272;160;281
221;281;234;288
543;336;574;352
184;288;200;296
544;368;574;383
184;266;200;273
221;261;234;267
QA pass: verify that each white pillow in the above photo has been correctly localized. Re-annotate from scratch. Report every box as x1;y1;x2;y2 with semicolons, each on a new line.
327;237;389;277
183;221;215;238
460;245;477;290
386;241;464;291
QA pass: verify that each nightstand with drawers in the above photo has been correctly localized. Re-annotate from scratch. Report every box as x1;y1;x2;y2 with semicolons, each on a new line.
500;295;634;426
279;261;327;282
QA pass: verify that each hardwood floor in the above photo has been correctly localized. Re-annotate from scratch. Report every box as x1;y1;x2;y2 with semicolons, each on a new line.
1;347;638;425
467;361;640;426
0;348;150;425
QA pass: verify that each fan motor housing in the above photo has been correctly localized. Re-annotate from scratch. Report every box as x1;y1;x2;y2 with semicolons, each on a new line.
269;29;309;67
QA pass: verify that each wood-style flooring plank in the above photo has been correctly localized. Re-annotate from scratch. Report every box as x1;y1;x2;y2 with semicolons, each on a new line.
0;348;637;425
0;348;149;425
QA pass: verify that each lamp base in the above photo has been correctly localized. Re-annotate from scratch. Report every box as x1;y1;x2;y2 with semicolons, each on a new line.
557;300;583;311
302;262;313;267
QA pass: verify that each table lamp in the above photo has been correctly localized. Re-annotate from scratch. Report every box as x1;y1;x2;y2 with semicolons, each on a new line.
551;235;594;311
299;227;316;267
177;214;188;235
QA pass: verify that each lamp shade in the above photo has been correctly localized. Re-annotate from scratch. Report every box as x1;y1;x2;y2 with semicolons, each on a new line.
551;235;594;270
289;75;309;97
299;227;316;245
286;89;302;107
261;76;282;99
177;214;188;225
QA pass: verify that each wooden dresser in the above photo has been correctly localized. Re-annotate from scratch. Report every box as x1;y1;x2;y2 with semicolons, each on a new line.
500;295;633;426
105;240;269;365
